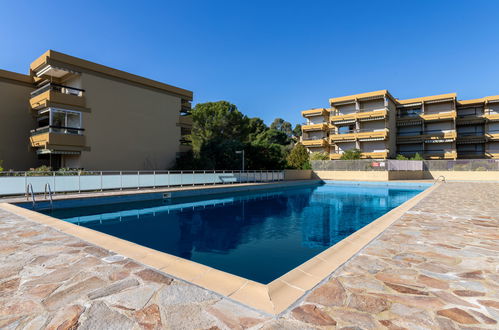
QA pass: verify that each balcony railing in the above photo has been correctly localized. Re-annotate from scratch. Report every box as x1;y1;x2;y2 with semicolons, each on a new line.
330;129;388;142
457;131;485;137
30;125;85;136
179;138;192;145
330;108;388;122
31;83;85;98
301;138;328;147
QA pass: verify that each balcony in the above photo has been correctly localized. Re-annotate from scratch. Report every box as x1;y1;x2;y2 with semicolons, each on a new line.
179;137;192;152
485;151;499;159
328;151;389;159
397;110;457;123
301;108;328;117
423;150;457;159
361;151;389;159
301;138;328;147
456;111;485;125
424;130;457;143
485;130;499;141
420;111;457;121
330;129;388;143
30;83;86;110
302;123;328;131
29;126;86;150
328;153;342;160
484;113;499;121
178;115;193;127
457;151;486;159
456;131;486;144
330;108;387;124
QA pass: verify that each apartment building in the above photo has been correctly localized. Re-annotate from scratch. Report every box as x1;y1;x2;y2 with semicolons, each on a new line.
0;50;193;170
301;90;499;159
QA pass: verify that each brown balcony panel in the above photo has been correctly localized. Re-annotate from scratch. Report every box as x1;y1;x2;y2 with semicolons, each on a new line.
485;152;499;159
301;108;328;117
178;115;193;127
302;139;328;147
329;153;342;160
30;132;86;149
424;151;457;159
420;111;457;121
302;123;327;131
484;113;499;121
356;130;388;140
360;152;388;159
30;90;86;110
357;109;388;121
330;113;357;123
330;133;356;142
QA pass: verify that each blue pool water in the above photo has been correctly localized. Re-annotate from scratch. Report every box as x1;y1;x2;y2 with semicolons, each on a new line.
40;183;425;283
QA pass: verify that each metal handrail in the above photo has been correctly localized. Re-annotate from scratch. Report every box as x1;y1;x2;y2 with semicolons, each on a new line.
44;183;53;208
26;183;36;207
434;175;446;184
30;83;85;98
1;170;285;196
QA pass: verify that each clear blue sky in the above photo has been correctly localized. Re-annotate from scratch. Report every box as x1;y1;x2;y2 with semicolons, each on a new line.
1;0;498;126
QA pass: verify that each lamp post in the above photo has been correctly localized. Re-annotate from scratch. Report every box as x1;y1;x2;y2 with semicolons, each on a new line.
236;150;245;171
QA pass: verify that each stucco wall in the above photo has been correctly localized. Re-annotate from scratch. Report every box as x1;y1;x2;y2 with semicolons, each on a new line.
78;72;182;170
314;171;389;181
423;171;499;181
284;169;312;180
0;78;37;170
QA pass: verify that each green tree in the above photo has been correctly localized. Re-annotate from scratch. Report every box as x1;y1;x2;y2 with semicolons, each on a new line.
246;143;287;170
287;143;310;169
340;149;362;160
253;129;291;146
310;152;329;160
191;101;250;152
248;117;268;141
292;124;302;138
270;118;293;137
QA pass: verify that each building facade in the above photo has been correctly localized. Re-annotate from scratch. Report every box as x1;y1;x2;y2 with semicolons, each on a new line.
301;90;499;159
0;50;193;170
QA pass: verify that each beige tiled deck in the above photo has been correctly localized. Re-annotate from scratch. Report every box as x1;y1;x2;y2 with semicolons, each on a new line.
0;182;498;328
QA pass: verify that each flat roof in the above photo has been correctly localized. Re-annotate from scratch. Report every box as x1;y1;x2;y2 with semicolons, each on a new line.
397;93;456;105
458;95;499;105
0;69;33;85
329;90;394;104
30;50;193;100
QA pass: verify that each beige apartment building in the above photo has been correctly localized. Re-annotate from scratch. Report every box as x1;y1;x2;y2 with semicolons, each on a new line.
0;50;193;171
301;90;499;159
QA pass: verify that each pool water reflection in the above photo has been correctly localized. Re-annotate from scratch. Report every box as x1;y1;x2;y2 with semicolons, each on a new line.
42;183;424;283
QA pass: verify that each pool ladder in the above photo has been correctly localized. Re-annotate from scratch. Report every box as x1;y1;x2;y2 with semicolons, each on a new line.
25;183;53;209
44;183;53;208
26;183;36;208
434;175;446;184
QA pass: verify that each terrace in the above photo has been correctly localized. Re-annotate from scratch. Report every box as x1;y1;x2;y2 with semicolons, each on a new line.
0;181;498;328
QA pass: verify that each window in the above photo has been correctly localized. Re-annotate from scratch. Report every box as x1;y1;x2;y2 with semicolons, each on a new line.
38;108;83;134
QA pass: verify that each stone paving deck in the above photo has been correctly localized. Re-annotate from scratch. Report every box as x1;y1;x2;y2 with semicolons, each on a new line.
0;182;498;329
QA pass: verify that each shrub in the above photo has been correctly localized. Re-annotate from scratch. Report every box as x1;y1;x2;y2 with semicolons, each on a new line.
310;152;329;161
0;160;3;172
396;154;409;160
411;153;424;160
286;143;310;169
340;149;362;160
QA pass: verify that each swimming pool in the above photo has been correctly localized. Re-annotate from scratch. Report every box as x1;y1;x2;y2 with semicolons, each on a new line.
38;182;427;284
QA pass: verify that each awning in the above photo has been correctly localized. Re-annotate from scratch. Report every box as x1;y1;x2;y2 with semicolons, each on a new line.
358;137;386;142
37;149;81;155
397;120;422;126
